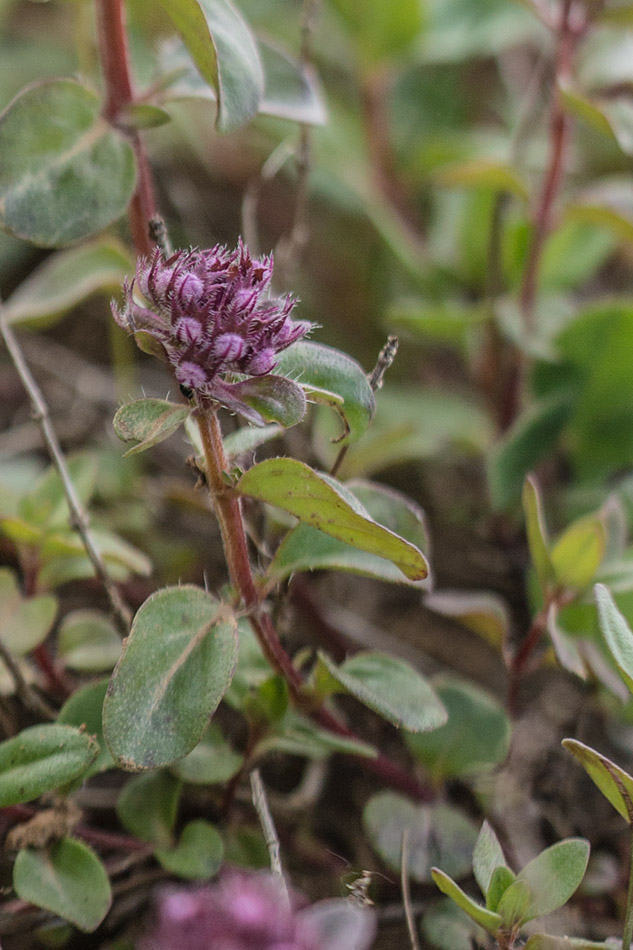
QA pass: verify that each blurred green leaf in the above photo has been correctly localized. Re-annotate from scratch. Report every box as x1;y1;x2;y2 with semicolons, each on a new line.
13;838;111;933
404;676;510;781
488;392;575;509
58;680;114;777
0;568;57;655
117;770;181;847
425;590;510;650
551;514;606;591
157;0;263;132
4;239;132;327
156;819;224;879
170;723;243;784
0;80;135;247
57;610;122;673
435;158;528;199
364;792;478;882
522;476;555;595
329;0;423;66
595;582;633;693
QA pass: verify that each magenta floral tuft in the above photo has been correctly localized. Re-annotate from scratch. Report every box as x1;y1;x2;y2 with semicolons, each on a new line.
137;871;376;950
112;239;312;408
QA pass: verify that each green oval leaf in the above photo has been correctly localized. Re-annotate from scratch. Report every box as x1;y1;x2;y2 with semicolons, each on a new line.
431;868;502;935
217;375;307;428
513;838;590;923
317;650;446;732
170;723;243;785
488;394;575;510
563;737;633;824
0;568;57;655
0;80;135;247
113;398;190;456
363;792;478;883
57;680;114;777
117;770;181;847
13;837;112;932
472;821;510;899
157;0;263;132
595;583;633;694
156;819;224;879
259;39;327;125
3;239;132;328
551;515;606;591
275;341;376;446
0;724;99;806
403;676;511;781
236;459;428;581
103;586;238;770
267;480;430;588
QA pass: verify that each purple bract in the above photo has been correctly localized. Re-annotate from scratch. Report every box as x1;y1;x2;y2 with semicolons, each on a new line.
112;239;311;404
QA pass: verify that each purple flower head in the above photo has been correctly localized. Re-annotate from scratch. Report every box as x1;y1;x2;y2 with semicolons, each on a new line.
112;239;312;411
137;871;376;950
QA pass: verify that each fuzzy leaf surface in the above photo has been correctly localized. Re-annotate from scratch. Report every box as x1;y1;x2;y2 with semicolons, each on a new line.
236;459;428;581
318;651;446;732
275;341;376;445
103;586;238;770
0;724;99;806
0;80;135;246
563;738;633;823
113;399;190;456
268;480;429;587
513;838;590;923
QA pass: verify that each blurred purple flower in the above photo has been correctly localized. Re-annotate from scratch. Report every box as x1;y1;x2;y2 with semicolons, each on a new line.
137;870;376;950
112;239;311;409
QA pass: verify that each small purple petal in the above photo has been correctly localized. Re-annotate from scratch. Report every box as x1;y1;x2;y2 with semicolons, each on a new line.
175;317;203;344
247;348;277;375
175;361;208;390
212;333;245;363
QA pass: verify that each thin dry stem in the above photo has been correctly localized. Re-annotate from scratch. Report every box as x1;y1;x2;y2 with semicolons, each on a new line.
401;829;421;950
0;303;132;637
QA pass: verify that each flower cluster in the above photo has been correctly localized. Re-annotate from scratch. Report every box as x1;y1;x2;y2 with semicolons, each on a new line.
112;239;311;404
138;871;376;950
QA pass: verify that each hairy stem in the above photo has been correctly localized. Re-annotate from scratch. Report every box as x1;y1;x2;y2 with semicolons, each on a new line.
94;0;156;255
196;406;434;802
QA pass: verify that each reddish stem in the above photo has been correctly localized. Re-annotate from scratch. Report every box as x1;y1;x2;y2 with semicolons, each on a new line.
94;0;156;255
519;0;575;333
196;407;433;802
1;804;150;853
